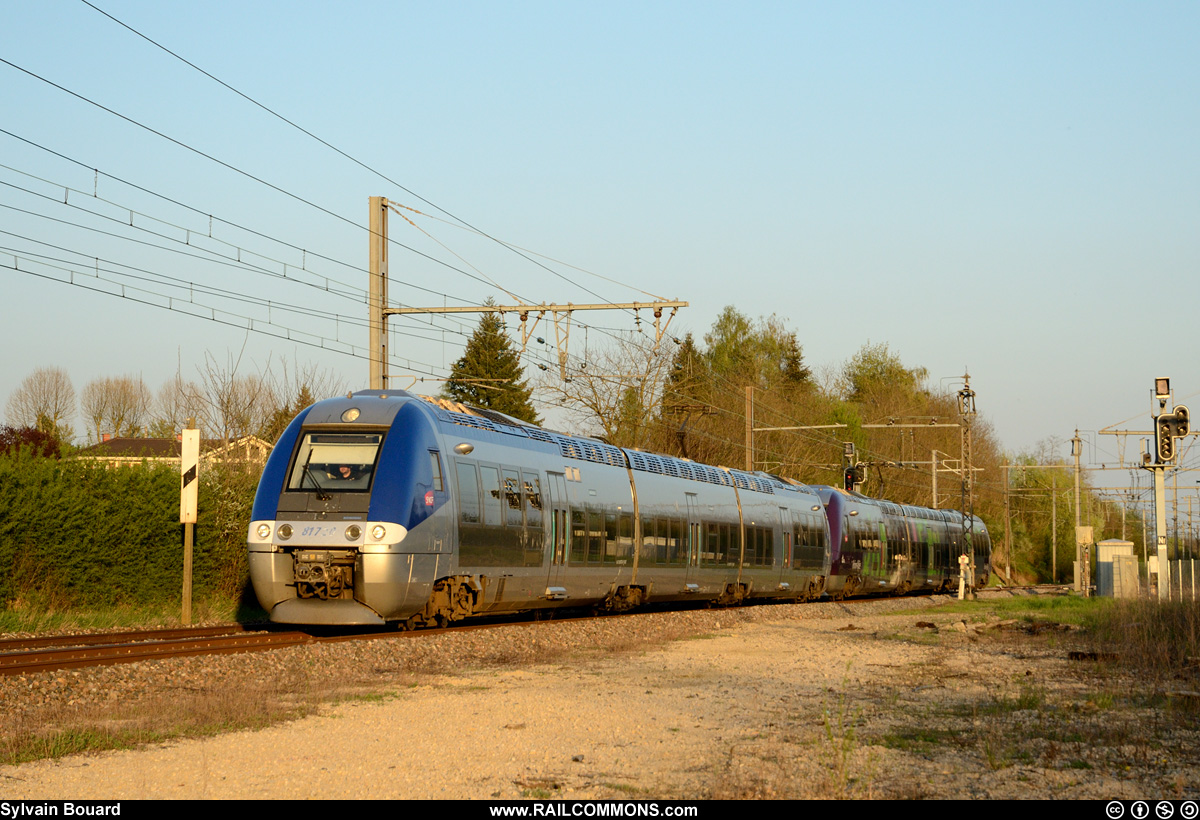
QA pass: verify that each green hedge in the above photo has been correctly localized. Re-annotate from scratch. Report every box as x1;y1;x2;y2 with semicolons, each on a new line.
0;450;259;609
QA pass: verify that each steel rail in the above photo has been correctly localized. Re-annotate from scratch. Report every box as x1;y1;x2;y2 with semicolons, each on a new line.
0;587;1017;678
0;624;262;654
0;630;314;676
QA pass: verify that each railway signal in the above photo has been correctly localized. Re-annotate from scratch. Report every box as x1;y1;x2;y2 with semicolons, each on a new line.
842;442;866;492
1155;405;1189;464
1156;415;1175;462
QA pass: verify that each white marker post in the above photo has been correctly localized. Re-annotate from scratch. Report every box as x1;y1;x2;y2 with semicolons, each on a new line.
180;420;200;625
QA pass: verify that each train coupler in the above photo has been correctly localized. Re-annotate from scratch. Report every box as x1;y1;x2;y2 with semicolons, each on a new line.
292;549;355;601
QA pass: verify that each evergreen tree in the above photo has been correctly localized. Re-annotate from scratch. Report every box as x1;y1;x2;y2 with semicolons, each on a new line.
260;384;317;444
443;309;540;425
663;332;708;407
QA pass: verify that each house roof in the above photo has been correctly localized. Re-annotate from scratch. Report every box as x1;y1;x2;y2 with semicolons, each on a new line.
74;436;272;461
75;437;185;459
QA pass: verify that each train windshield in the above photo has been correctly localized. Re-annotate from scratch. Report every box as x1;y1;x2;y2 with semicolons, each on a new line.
286;432;384;493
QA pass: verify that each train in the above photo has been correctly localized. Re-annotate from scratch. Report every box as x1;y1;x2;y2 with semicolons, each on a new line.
247;389;990;626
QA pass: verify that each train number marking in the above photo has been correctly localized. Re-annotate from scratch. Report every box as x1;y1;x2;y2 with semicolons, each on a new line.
300;526;338;538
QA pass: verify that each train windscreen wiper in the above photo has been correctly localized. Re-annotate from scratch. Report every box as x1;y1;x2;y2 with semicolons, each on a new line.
299;450;331;500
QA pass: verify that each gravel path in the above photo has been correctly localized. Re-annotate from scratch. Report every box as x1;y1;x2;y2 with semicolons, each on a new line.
1;593;1197;799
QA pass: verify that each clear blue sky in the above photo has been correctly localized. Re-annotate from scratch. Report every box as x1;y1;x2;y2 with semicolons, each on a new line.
2;1;1197;479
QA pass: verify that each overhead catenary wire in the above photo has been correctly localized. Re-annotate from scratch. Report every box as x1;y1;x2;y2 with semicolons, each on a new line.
1;124;634;365
0;58;554;327
0;129;493;345
0;163;368;303
7;12;1008;494
388;201;671;302
0;127;505;324
74;0;679;315
3;252;452;379
5;44;693;393
0;194;365;306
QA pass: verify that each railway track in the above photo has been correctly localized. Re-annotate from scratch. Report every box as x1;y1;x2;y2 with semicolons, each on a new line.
0;615;557;676
0;625;317;676
1;587;1039;678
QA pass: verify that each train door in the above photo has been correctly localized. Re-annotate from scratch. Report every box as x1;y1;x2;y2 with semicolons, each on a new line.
892;515;911;588
545;472;570;590
685;492;702;588
778;506;792;589
877;520;889;586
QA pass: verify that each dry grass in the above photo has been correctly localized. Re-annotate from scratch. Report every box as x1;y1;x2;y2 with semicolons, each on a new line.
0;609;733;769
4;593;1199;798
701;595;1200;799
0;597;257;635
1085;598;1200;685
0;669;318;766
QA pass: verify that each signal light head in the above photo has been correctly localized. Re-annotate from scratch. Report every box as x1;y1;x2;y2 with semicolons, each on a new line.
1157;415;1176;463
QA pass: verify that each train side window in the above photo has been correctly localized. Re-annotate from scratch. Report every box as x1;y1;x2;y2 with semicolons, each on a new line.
523;473;543;512
429;452;444;492
603;513;619;563
704;522;730;565
760;526;775;566
570;510;587;564
503;469;523;528
639;517;657;564
480;466;502;526
588;510;604;564
503;470;522;511
522;472;543;529
617;513;633;563
455;462;480;524
794;515;827;570
669;519;686;565
651;518;670;564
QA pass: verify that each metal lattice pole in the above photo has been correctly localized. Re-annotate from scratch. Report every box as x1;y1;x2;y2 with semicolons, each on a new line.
958;373;977;598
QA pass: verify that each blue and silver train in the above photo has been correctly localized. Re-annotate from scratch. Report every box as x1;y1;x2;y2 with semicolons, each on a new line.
247;390;988;626
816;486;991;599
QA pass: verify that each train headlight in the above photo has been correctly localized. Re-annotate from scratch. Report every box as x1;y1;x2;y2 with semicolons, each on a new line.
278;524;293;541
345;525;362;541
370;525;387;541
256;523;272;540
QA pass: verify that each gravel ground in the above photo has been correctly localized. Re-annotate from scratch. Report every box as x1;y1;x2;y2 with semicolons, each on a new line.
1;592;1198;800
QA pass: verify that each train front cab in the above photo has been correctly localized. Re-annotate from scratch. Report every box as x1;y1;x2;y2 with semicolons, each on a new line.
818;487;901;598
247;392;451;626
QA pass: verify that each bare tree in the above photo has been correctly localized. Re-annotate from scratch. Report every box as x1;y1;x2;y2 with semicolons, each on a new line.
148;373;205;438
269;358;348;410
5;366;76;442
195;350;277;442
259;358;350;443
145;350;346;442
80;375;152;441
538;332;676;449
